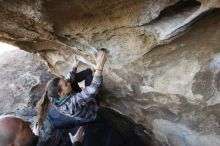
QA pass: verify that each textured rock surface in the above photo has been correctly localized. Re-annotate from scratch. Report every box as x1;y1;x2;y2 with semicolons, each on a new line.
0;0;220;146
0;49;53;118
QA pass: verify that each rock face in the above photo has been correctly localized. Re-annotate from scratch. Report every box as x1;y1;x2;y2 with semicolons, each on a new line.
0;0;220;146
0;49;53;119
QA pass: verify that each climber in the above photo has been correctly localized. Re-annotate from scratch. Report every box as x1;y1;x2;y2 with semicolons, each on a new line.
0;115;38;146
34;54;98;144
36;48;108;143
35;48;148;146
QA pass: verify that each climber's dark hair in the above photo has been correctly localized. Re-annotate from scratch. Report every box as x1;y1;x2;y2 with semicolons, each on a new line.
36;77;62;126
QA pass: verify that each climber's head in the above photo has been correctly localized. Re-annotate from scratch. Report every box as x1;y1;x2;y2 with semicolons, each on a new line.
36;76;72;126
46;77;72;99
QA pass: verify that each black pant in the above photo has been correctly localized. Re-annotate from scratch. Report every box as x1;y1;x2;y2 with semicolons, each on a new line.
72;68;101;105
72;68;93;93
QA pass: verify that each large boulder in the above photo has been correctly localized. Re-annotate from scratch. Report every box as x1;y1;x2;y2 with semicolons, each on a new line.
0;0;220;145
0;49;53;119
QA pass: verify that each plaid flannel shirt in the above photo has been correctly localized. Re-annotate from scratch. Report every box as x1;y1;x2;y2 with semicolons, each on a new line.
53;68;101;123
